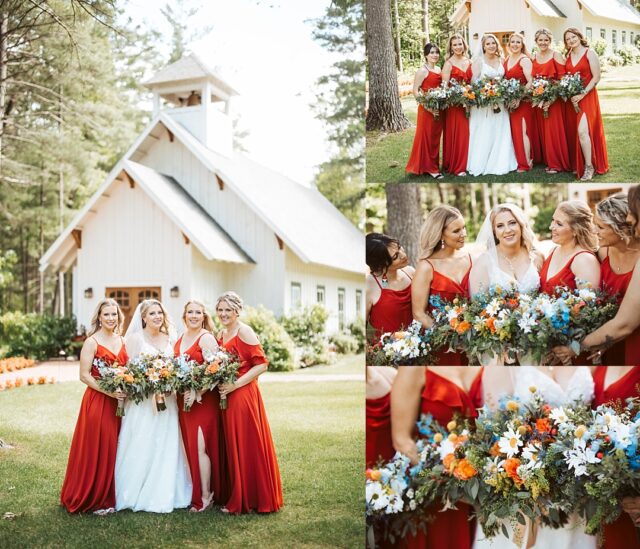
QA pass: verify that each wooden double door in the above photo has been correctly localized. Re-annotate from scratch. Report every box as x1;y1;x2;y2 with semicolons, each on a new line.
105;286;161;333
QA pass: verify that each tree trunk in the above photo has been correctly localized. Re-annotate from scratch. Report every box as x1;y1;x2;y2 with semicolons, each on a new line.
385;183;422;265
365;0;410;132
469;183;477;223
0;12;7;171
422;0;430;43
392;0;403;72
481;183;491;216
491;183;498;208
521;183;531;213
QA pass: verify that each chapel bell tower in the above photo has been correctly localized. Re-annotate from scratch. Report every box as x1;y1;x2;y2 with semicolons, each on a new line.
145;53;238;157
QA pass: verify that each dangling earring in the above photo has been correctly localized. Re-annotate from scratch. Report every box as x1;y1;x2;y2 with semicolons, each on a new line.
97;320;101;327
440;239;445;249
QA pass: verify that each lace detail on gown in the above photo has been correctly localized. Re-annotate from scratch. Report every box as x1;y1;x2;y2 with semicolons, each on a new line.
488;259;540;295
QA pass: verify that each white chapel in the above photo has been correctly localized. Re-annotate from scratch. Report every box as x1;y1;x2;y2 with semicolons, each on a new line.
40;54;364;333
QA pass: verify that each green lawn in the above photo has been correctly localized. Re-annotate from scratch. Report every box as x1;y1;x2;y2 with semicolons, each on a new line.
294;353;364;376
0;377;364;548
366;64;640;183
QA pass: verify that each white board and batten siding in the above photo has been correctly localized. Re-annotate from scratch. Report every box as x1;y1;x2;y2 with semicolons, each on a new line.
75;178;192;328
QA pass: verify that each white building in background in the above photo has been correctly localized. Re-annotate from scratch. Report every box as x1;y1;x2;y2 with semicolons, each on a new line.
568;182;635;208
40;54;364;334
451;0;640;53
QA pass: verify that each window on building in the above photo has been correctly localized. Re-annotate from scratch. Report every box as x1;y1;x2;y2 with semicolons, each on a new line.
355;290;363;315
316;285;325;304
291;282;301;310
612;30;617;48
338;288;345;330
622;31;627;45
600;28;606;40
586;27;592;41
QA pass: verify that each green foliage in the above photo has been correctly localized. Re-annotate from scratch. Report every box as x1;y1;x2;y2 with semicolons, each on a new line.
392;0;426;71
0;313;77;360
329;331;360;354
533;205;555;240
243;306;295;372
615;45;640;65
592;38;608;57
348;316;365;353
281;305;330;367
0;250;17;297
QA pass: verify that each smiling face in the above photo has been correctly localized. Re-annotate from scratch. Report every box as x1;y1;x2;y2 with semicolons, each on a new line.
99;305;119;332
550;208;575;245
535;33;551;52
564;31;581;50
451;37;465;56
216;300;239;327
426;47;440;65
184;302;205;330
593;213;621;247
493;210;522;248
483;36;498;55
442;216;467;249
387;242;409;270
143;304;164;330
509;34;523;55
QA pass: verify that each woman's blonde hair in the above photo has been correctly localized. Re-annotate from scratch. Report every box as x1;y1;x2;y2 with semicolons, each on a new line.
419;205;464;259
596;193;635;244
446;33;469;60
508;32;530;58
215;291;244;315
557;200;598;252
481;33;504;59
139;299;171;334
563;27;589;53
534;28;554;44
88;298;124;337
490;203;537;254
181;299;216;332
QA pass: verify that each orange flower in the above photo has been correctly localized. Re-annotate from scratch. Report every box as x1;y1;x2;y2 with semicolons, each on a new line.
443;453;456;472
453;458;478;480
123;374;135;384
366;469;382;481
5;379;14;389
27;377;35;385
159;368;171;378
37;376;47;385
485;317;497;333
393;331;405;340
503;458;523;484
207;363;220;374
15;378;23;387
455;321;471;334
535;418;551;433
489;442;502;457
507;298;519;309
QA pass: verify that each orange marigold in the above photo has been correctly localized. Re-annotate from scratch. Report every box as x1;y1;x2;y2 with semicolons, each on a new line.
123;374;135;384
489;442;502;457
366;469;382;481
453;458;478;480
443;453;456;473
207;363;220;374
503;458;523;484
455;321;471;334
535;418;551;433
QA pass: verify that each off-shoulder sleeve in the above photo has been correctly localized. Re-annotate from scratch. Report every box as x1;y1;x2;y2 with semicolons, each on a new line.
246;342;269;368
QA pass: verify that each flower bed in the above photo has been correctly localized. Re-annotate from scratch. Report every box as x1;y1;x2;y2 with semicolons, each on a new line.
0;357;36;373
0;376;56;390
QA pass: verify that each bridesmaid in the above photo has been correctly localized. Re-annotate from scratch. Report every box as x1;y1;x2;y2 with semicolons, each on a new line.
391;366;483;549
366;233;414;343
216;291;283;514
555;186;640;365
61;298;127;514
594;194;640;365
412;205;470;365
540;200;601;295
504;32;536;172
564;27;609;181
531;28;571;173
176;300;227;511
441;33;472;177
406;42;444;179
592;366;640;548
366;366;396;468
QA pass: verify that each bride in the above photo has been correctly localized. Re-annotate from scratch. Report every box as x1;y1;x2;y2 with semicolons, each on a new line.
114;299;192;512
477;366;597;549
467;34;517;176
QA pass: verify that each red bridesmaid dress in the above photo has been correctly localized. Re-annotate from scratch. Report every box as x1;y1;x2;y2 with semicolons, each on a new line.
531;57;571;172
406;69;444;175
504;58;537;171
426;256;471;365
366;389;394;468
400;368;483;549
443;64;472;175
369;270;413;343
593;367;640;549
565;50;609;179
175;334;228;509
220;333;283;514
539;248;595;295
61;340;128;512
600;251;640;365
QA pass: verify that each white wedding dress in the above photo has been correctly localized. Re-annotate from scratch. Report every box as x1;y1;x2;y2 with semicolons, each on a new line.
467;61;517;176
115;338;192;513
473;367;597;549
486;255;540;294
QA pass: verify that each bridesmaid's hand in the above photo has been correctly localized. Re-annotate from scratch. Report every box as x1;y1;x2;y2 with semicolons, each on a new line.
551;346;575;365
111;389;126;401
571;93;585;106
219;383;236;398
183;390;196;409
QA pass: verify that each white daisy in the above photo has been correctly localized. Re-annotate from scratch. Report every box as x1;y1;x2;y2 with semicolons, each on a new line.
498;424;523;458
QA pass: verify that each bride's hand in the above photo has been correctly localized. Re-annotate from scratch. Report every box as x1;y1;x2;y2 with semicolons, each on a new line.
551;346;575;365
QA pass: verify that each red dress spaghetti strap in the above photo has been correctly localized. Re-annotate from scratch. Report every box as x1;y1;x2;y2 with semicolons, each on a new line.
406;69;444;175
366;391;394;468
531;57;571;172
504;58;537;171
220;333;283;514
61;341;128;513
369;270;413;342
175;334;228;509
426;257;472;365
565;50;609;178
593;366;640;549
443;64;472;175
400;369;483;549
600;253;640;365
539;248;594;295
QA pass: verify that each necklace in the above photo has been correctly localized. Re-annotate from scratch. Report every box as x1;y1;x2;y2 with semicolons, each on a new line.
500;251;520;276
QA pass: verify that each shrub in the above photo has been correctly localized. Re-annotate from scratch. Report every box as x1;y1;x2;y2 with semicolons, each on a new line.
329;331;360;354
242;305;295;372
281;305;330;367
0;312;77;360
533;206;555;240
615;45;640;65
348;317;365;353
606;54;624;67
592;38;608;57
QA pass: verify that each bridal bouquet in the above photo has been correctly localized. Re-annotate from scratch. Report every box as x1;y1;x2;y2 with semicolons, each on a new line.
445;78;476;117
173;354;204;411
416;84;449;120
94;358;145;416
473;77;503;113
530;76;558;118
130;352;177;411
557;72;585;113
498;77;527;112
200;347;240;409
378;320;437;365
